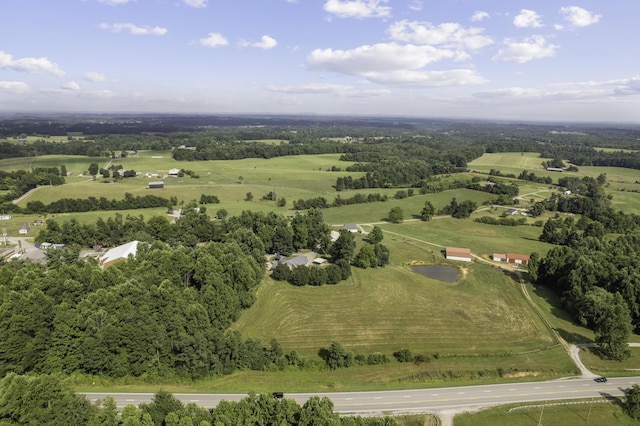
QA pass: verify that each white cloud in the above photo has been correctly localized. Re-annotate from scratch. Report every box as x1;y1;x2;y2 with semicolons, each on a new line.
99;23;168;36
471;11;489;22
84;71;107;82
513;9;543;28
308;43;458;74
388;20;493;50
266;82;389;97
475;87;542;99
61;81;81;91
199;33;229;47
363;69;487;87
253;35;278;50
98;0;134;5
323;0;391;19
0;51;64;76
492;35;557;63
559;6;601;28
182;0;207;8
307;43;486;87
0;81;30;94
409;1;422;12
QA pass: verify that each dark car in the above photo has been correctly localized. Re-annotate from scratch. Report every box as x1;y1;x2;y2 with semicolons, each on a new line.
272;392;284;399
594;377;608;383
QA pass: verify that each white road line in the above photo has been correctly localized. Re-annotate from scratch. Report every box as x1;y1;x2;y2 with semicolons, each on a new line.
483;390;491;393
457;392;465;395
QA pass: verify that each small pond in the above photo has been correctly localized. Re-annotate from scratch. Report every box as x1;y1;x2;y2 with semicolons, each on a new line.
412;265;459;283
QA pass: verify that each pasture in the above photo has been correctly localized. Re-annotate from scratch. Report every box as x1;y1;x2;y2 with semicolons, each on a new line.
234;244;555;359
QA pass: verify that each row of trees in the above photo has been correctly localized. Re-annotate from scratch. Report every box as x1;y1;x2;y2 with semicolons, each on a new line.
0;374;401;425
25;193;172;214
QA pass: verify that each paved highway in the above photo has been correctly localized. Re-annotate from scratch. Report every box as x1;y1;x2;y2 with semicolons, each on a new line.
83;376;640;416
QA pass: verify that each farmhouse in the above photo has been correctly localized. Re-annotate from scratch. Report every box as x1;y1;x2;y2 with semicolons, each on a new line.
341;224;358;233
505;208;518;215
445;247;472;262
282;255;309;269
168;168;180;177
99;240;139;268
506;253;530;265
19;224;29;235
148;181;164;189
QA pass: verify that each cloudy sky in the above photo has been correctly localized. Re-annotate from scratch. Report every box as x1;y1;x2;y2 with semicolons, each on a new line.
1;0;638;122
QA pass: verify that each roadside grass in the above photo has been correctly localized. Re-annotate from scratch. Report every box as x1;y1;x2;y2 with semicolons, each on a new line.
72;344;575;394
525;283;595;345
454;400;638;426
580;348;640;377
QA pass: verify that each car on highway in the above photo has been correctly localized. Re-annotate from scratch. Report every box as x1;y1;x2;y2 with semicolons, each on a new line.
594;377;608;383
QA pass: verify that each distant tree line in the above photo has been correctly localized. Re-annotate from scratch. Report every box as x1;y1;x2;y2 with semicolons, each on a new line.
24;193;173;214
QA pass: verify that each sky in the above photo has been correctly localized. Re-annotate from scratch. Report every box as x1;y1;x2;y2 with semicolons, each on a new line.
1;0;639;123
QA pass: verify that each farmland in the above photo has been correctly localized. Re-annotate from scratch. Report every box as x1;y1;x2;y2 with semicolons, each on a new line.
2;120;640;406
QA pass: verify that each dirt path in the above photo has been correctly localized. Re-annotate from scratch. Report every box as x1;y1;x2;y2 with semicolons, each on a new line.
12;186;44;204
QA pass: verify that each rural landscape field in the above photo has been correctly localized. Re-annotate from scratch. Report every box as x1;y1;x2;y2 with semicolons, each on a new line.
2;115;640;425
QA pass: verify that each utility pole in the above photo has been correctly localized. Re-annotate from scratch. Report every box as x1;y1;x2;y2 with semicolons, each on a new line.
587;399;593;422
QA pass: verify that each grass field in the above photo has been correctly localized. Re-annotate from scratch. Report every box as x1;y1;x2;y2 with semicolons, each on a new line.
233;223;563;359
454;400;638;426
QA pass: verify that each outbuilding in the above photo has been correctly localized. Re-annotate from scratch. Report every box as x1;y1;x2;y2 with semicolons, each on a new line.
148;181;164;189
445;247;472;262
506;253;530;265
99;240;139;268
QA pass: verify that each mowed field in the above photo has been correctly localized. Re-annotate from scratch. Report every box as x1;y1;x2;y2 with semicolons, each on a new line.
234;237;555;358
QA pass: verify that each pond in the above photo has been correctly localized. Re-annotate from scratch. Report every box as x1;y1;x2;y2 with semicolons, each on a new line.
412;265;459;283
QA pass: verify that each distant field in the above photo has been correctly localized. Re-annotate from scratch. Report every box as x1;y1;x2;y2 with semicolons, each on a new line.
376;217;554;258
468;152;553;175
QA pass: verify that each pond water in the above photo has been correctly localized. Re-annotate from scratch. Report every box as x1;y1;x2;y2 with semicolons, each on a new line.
412;265;459;283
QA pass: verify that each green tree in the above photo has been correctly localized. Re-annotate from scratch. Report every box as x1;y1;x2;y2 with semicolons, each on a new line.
420;201;435;221
88;162;99;176
388;207;403;223
353;244;376;269
299;396;340;426
329;230;355;263
245;192;253;201
365;226;383;244
0;373;91;425
140;390;184;426
626;384;640;420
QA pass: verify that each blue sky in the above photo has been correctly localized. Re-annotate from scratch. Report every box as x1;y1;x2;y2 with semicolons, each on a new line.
1;0;638;122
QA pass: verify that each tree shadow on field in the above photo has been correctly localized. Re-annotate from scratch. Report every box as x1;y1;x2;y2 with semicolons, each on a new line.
556;329;592;345
317;347;330;363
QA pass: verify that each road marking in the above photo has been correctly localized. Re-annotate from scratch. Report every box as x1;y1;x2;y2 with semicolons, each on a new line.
374;396;382;399
430;394;439;396
582;384;591;387
534;387;541;390
190;400;199;402
125;399;135;402
345;398;354;401
457;392;465;395
483;390;491;393
509;388;517;391
403;395;412;398
558;385;566;388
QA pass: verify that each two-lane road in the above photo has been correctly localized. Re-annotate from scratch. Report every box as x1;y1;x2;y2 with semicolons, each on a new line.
83;376;640;416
